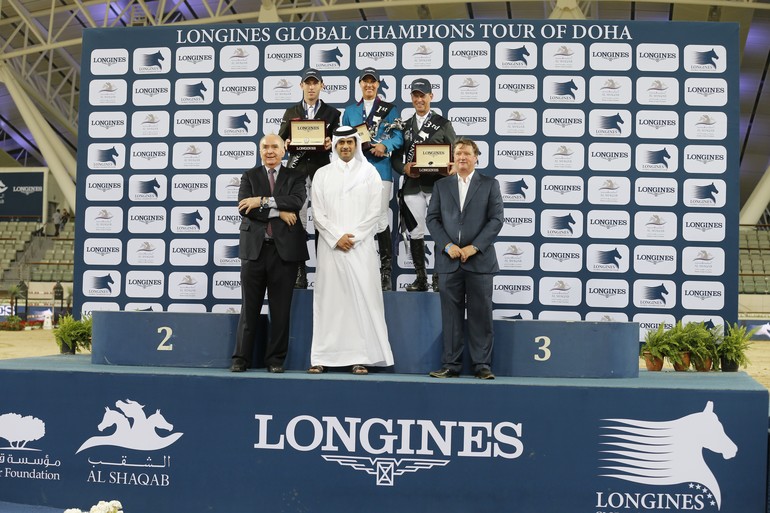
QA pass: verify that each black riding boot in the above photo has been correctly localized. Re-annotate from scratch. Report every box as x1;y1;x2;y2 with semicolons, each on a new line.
377;228;393;291
432;273;439;292
405;239;429;292
295;262;308;289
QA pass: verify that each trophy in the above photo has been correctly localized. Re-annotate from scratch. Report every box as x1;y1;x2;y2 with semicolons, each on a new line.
412;144;451;176
354;123;374;151
289;120;326;151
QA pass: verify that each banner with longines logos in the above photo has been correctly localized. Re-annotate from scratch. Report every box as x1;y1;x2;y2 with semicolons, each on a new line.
75;20;739;336
0;360;765;512
0;171;44;219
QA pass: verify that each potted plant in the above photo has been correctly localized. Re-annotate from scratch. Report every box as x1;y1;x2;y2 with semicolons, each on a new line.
639;323;670;371
717;322;757;372
689;323;721;372
54;315;92;354
666;321;692;371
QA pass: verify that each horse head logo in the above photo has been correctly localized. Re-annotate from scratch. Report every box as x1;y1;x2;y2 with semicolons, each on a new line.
227;113;252;131
754;322;770;338
600;401;736;509
140;51;164;69
645;148;671;168
142;114;160;124
555;45;573;56
697;114;716;126
137;178;160;196
183;82;207;100
599;113;624;132
378;78;390;99
77;399;183;453
597;248;622;268
179;210;203;228
319;46;343;64
648;80;667;91
550;214;576;233
504;179;528;198
602;79;621;90
223;244;240;259
643;283;669;303
91;274;114;292
694;48;719;68
694;183;719;203
505;46;529;64
503;245;524;256
96;147;119;165
553;79;578;99
600;180;619;190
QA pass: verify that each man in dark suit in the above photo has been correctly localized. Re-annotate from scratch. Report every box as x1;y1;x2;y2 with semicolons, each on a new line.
278;67;341;288
232;133;309;373
426;139;504;380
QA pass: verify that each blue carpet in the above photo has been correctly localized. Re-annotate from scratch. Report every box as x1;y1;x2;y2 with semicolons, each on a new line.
0;502;62;512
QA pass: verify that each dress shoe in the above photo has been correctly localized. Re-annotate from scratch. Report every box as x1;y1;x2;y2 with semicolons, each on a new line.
230;358;247;373
475;368;495;380
429;368;460;378
268;365;284;374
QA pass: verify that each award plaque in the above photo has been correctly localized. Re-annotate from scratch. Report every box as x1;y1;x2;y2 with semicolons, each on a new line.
354;123;373;151
289;120;326;151
412;144;451;176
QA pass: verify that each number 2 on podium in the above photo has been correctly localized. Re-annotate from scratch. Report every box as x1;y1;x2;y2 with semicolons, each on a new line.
157;326;173;351
534;336;551;361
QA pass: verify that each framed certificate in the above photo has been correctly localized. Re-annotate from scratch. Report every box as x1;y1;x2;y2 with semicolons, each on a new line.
413;144;451;176
354;123;373;151
289;120;326;151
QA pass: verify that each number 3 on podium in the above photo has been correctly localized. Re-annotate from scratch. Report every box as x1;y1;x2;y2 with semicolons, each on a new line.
534;336;551;361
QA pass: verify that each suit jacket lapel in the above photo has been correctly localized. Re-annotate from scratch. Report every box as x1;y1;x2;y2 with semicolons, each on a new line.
255;166;270;196
448;176;461;210
273;165;288;193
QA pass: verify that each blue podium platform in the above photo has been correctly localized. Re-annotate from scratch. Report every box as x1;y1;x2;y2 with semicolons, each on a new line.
91;291;639;378
0;355;766;513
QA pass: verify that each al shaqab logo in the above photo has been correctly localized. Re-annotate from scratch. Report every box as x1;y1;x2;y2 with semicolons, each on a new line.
77;399;183;453
598;402;736;510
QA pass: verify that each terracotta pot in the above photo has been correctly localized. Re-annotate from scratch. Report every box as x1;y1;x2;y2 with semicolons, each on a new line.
672;352;691;372
720;357;739;372
693;358;712;372
643;352;664;371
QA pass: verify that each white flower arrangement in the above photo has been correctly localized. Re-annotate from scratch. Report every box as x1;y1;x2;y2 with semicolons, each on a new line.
64;499;123;513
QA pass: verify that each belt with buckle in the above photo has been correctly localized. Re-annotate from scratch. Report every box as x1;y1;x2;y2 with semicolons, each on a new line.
263;238;275;245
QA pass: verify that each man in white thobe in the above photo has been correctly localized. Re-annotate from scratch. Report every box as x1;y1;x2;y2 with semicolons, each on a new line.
308;126;394;374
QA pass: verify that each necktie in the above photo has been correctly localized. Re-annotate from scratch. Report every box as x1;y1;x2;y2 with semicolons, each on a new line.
307;105;315;119
266;168;276;237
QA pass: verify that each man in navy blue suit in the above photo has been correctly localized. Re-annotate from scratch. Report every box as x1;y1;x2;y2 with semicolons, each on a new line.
342;67;403;290
426;139;504;380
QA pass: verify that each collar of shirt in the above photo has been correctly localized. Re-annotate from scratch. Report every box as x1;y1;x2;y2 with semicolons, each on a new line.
303;100;320;118
457;170;475;185
363;99;375;116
